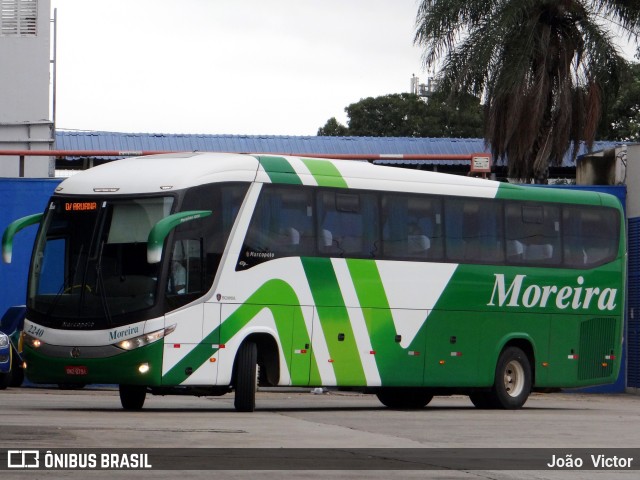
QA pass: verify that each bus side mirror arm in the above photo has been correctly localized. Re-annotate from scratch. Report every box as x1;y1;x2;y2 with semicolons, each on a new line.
147;210;212;264
2;213;44;264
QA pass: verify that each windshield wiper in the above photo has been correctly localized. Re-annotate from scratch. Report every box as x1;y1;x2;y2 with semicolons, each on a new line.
95;240;113;328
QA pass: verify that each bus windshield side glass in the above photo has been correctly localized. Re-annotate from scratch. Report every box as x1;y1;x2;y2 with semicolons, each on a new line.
28;196;174;328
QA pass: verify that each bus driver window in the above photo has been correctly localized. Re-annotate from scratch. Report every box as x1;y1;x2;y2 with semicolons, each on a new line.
167;240;190;295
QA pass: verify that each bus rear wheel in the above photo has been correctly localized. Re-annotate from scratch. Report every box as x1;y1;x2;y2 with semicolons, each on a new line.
234;341;257;412
376;388;433;409
483;346;532;410
119;385;147;410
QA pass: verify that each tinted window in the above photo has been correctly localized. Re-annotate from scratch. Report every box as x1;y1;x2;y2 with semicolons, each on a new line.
445;197;504;263
168;183;248;308
317;190;379;258
236;184;621;270
382;194;442;260
563;205;619;267
240;186;315;269
505;203;561;265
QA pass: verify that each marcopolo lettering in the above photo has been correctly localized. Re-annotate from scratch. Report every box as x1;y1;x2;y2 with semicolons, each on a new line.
488;274;617;311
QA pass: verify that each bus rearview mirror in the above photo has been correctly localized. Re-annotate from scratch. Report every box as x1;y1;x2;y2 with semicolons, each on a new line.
2;213;43;264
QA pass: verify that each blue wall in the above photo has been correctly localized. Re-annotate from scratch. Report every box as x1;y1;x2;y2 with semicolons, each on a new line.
628;218;640;389
0;178;61;316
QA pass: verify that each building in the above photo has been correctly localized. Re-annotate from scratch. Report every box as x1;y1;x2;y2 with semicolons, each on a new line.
0;0;53;177
53;130;618;180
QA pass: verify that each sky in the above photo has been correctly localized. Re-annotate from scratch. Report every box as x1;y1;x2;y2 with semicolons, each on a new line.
49;0;426;136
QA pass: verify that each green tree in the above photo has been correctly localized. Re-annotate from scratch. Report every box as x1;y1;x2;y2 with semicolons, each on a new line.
317;92;483;137
599;62;640;142
345;93;429;136
415;1;640;182
423;91;484;137
317;117;349;136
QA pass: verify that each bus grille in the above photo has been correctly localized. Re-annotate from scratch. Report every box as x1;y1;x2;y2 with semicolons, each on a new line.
578;317;617;381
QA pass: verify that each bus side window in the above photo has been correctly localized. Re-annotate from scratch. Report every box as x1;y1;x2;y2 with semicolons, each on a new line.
382;194;442;260
170;182;248;306
239;185;315;269
444;197;503;263
505;203;560;265
563;206;619;267
167;239;203;296
318;190;378;258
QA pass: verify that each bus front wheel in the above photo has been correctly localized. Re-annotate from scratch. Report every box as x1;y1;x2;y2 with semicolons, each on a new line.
233;341;257;412
376;388;433;409
119;385;147;410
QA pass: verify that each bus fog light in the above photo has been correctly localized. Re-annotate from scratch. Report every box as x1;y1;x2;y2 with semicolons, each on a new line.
138;363;150;374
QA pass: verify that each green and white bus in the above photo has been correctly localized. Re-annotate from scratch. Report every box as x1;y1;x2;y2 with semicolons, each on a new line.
3;153;625;411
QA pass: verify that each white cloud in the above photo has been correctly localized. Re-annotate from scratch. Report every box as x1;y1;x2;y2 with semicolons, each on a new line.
50;0;424;135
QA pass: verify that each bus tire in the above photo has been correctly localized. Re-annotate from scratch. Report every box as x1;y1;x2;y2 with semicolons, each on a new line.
469;392;497;409
491;346;532;409
376;388;433;409
234;341;257;412
119;385;147;410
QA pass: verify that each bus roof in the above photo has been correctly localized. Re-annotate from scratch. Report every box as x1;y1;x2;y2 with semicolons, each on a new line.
55;153;259;196
53;152;616;208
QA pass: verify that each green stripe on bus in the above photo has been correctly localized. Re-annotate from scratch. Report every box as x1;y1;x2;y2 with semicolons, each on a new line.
162;278;317;385
301;257;366;385
495;182;605;205
301;158;348;188
345;259;391;310
346;259;427;385
257;156;303;185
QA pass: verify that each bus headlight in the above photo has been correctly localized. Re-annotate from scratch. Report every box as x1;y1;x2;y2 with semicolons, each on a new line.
0;332;9;348
115;324;176;351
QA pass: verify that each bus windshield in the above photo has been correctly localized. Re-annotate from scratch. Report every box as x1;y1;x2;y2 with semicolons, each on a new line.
28;196;174;328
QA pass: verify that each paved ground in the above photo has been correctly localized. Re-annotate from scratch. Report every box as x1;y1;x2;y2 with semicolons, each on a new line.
0;386;638;479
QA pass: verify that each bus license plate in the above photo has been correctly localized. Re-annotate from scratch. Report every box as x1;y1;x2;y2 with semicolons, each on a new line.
65;366;88;376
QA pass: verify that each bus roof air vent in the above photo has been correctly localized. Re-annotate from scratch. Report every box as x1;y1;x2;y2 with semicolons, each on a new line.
93;188;120;192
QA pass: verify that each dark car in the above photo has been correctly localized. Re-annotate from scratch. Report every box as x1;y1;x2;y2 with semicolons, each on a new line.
0;306;26;389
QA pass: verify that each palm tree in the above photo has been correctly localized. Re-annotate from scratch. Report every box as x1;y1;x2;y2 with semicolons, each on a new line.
414;1;640;182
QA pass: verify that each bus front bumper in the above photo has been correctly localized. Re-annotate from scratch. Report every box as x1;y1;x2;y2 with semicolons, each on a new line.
23;340;163;386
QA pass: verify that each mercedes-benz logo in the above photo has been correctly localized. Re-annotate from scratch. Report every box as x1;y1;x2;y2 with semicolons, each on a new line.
70;347;81;358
